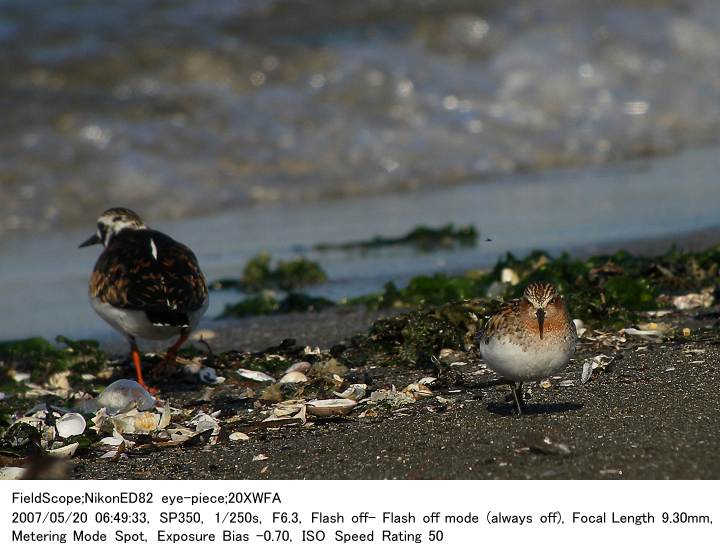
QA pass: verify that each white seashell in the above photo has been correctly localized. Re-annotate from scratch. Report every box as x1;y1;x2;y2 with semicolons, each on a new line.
306;398;356;417
581;361;593;384
96;379;155;415
335;384;367;401
199;367;225;384
279;371;309;383
47;442;79;458
236;369;276;383
500;268;520;285
284;362;311;375
418;377;437;385
252;454;269;461
56;413;86;438
0;467;26;480
158;403;172;429
229;432;250;442
620;327;664;338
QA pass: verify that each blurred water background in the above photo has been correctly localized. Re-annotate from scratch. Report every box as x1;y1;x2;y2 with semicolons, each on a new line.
1;0;720;340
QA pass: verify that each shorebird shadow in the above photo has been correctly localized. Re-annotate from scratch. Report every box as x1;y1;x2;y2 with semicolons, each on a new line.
486;401;583;416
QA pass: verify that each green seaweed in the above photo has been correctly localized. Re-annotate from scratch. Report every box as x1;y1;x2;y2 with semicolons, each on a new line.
212;252;327;292
220;291;335;319
316;224;478;252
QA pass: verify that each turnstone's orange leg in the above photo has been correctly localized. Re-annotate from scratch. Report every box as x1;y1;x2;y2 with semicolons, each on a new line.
130;339;158;394
152;329;190;376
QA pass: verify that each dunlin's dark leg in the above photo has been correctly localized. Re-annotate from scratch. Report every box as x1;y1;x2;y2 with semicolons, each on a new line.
511;382;526;415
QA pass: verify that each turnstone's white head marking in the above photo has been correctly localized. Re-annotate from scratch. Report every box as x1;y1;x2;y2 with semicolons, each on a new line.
478;282;576;415
79;207;147;248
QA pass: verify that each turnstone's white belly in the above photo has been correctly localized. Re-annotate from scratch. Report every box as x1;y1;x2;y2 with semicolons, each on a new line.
91;297;208;341
480;336;574;382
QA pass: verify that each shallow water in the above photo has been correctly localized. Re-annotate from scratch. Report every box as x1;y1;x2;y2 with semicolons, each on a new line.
1;145;719;342
3;0;720;236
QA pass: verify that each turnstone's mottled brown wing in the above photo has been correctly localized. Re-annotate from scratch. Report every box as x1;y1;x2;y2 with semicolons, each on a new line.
90;230;207;322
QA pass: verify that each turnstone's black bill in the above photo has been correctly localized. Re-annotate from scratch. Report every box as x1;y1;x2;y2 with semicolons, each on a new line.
80;208;208;391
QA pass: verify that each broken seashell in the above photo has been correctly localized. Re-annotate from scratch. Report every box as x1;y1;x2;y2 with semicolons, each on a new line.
620;327;664;338
335;384;367;401
229;432;250;442
284;362;311;375
403;383;433;400
306;398;357;417
47;442;79;458
0;467;26;480
417;377;437;385
96;379;155;415
56;413;86;438
279;371;309;384
673;291;714;311
190;412;220;435
581;361;593;384
237;369;276;383
253;454;269;461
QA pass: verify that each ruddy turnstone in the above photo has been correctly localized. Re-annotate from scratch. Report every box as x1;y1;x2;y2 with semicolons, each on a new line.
478;282;576;415
80;208;208;391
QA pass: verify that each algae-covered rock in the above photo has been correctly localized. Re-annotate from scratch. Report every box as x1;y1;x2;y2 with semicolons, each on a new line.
316;223;478;252
339;299;497;368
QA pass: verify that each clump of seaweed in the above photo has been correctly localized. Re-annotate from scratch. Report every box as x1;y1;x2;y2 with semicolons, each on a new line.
211;252;327;292
315;223;478;252
220;292;335;319
0;336;107;387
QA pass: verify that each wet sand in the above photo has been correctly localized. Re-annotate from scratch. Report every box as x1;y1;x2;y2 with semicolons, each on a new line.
71;310;720;480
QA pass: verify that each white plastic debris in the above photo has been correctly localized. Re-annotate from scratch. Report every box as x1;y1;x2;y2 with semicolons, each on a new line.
306;398;357;417
229;432;250;442
236;369;276;383
94;379;155;415
56;413;86;438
